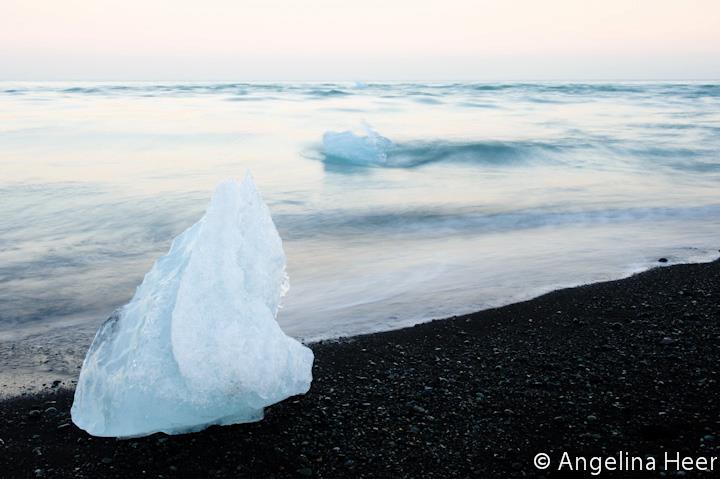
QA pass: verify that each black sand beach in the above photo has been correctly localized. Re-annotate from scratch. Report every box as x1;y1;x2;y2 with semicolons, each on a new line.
1;260;719;478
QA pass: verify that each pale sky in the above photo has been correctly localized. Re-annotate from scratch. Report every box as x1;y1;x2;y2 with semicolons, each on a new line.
2;0;719;81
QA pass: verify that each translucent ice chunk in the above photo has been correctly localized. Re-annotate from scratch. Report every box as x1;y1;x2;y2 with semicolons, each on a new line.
71;174;313;438
322;123;394;166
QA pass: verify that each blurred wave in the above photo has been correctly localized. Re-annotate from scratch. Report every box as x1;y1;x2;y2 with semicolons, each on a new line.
276;204;720;240
321;138;566;168
318;124;719;172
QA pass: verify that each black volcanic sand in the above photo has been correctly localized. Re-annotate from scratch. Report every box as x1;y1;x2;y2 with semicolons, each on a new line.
1;260;719;478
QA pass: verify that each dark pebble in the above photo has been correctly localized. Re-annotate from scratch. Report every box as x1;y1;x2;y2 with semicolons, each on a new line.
57;423;71;432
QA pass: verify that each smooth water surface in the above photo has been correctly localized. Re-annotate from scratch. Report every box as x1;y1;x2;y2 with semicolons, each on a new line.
1;82;719;353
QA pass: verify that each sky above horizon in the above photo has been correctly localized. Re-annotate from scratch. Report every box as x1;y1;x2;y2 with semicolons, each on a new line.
2;0;719;81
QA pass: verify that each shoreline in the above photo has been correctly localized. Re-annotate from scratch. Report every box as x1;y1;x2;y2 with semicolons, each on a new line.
1;259;719;477
4;256;718;399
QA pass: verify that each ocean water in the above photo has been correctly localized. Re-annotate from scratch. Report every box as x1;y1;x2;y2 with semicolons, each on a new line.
1;82;719;387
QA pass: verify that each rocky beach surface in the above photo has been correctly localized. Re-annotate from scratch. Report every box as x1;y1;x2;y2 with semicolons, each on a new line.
1;259;719;478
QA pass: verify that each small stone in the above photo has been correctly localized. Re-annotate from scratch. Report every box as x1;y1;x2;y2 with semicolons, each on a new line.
57;423;71;432
297;467;313;477
587;415;598;423
44;407;58;414
28;410;42;420
51;380;62;388
658;258;668;263
660;337;676;345
101;457;113;464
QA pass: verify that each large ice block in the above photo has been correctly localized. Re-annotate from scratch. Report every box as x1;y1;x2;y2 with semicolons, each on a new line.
71;174;314;437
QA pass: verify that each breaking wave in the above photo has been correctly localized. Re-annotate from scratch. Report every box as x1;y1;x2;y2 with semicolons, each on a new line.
320;125;565;168
318;123;720;172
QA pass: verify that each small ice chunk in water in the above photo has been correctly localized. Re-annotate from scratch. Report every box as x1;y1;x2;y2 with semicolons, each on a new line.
71;174;314;438
322;123;394;166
